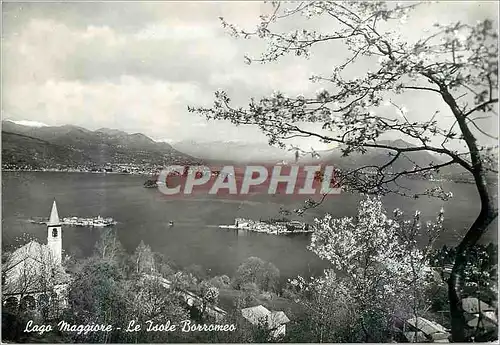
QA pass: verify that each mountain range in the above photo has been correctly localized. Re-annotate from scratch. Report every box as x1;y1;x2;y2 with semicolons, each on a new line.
2;121;471;182
174;138;445;170
171;140;298;164
172;137;475;182
1;121;201;169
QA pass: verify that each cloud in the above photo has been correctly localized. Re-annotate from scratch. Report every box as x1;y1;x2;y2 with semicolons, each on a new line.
135;21;217;41
4;76;211;137
2;1;498;146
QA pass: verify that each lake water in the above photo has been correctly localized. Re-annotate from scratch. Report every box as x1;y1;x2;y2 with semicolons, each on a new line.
2;171;497;280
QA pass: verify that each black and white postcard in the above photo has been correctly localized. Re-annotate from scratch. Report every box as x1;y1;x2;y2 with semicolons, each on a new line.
1;1;498;343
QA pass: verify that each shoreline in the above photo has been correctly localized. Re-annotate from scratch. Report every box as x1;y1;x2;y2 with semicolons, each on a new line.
2;169;152;176
2;169;483;185
219;217;314;236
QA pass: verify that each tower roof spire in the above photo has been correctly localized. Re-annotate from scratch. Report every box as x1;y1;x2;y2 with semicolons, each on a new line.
48;199;60;226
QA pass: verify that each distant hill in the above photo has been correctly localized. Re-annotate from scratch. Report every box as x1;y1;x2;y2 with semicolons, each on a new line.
170;138;474;182
315;139;443;172
314;139;481;182
171;140;297;163
1;121;202;169
3;121;487;184
2;131;91;168
173;138;441;169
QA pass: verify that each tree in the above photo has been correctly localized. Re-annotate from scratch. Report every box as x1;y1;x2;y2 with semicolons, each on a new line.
207;274;231;288
123;277;189;343
261;261;281;293
238;282;260;308
168;271;198;291
198;281;220;318
186;264;208;281
288;274;358;342
94;228;126;266
189;2;498;340
289;195;442;341
132;240;156;275
234;257;280;292
431;244;498;306
153;252;177;277
65;256;128;343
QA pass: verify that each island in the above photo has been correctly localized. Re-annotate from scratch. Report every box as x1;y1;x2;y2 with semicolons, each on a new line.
30;215;117;227
219;218;313;235
144;178;158;188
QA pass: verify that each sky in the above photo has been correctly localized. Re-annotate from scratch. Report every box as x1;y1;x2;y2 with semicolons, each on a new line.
2;1;498;150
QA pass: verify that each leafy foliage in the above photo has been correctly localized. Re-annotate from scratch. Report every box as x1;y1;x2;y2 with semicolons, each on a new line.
431;244;498;304
131;240;156;275
288;195;443;342
65;257;128;342
234;257;281;293
191;2;497;196
189;2;498;340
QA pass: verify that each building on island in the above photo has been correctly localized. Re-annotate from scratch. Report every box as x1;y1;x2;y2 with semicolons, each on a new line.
2;200;69;315
241;305;290;338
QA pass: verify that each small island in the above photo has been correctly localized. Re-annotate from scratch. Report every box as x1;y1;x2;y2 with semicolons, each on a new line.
144;178;158;188
30;215;117;227
219;217;313;235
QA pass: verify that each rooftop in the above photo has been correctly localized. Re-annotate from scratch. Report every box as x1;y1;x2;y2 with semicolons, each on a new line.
462;297;496;314
3;241;69;295
48;200;60;226
406;317;448;336
241;305;290;330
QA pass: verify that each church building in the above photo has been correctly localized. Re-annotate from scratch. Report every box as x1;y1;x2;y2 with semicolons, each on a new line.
2;200;70;313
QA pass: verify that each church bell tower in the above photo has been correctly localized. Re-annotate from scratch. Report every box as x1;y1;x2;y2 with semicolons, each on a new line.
47;200;62;265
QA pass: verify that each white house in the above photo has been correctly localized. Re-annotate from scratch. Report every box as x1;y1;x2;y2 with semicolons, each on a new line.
241;305;290;338
461;297;498;331
404;316;449;342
